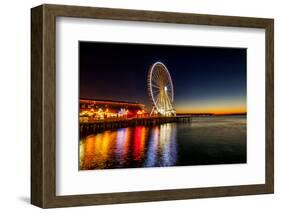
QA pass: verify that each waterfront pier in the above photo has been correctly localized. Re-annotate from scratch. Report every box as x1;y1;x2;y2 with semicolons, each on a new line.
80;116;191;134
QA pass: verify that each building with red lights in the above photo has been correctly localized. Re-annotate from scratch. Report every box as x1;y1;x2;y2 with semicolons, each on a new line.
80;98;147;122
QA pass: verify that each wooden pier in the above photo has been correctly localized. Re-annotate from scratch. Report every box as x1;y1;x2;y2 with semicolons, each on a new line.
80;116;191;134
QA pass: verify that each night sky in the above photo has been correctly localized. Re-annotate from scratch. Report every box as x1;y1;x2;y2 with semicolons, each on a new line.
79;41;246;114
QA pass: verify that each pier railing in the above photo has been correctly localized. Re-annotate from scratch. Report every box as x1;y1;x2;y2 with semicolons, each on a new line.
80;116;191;134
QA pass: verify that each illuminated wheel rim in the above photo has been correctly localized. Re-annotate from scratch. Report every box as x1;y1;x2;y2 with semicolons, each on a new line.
148;62;174;116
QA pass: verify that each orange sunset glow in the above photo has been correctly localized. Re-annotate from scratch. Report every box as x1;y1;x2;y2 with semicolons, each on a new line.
176;106;246;115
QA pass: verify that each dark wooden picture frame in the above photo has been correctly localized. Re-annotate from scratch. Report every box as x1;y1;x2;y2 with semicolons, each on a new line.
31;4;274;208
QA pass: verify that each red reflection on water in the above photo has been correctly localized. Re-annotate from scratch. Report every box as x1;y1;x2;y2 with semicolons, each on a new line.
133;126;146;161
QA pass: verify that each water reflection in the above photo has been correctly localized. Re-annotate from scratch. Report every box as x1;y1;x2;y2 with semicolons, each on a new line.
115;128;130;166
80;123;177;170
145;124;177;167
80;116;247;170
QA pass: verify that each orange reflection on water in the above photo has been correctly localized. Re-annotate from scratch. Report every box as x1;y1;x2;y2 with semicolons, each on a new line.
80;131;117;169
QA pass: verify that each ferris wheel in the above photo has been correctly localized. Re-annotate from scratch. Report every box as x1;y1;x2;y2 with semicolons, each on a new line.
148;62;176;116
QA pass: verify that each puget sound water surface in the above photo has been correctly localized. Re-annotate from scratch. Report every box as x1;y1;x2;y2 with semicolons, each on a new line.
79;115;246;170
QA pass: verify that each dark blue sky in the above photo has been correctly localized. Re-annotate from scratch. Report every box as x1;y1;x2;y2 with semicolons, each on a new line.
79;41;246;114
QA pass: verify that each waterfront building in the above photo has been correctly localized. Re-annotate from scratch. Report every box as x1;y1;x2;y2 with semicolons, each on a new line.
80;98;147;122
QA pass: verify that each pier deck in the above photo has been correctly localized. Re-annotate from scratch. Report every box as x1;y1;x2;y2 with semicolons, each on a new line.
80;116;191;134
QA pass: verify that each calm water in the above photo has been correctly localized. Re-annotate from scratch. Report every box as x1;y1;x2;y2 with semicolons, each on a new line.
79;116;246;170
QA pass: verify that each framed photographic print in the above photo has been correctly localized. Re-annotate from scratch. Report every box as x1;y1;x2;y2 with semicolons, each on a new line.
31;4;274;208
